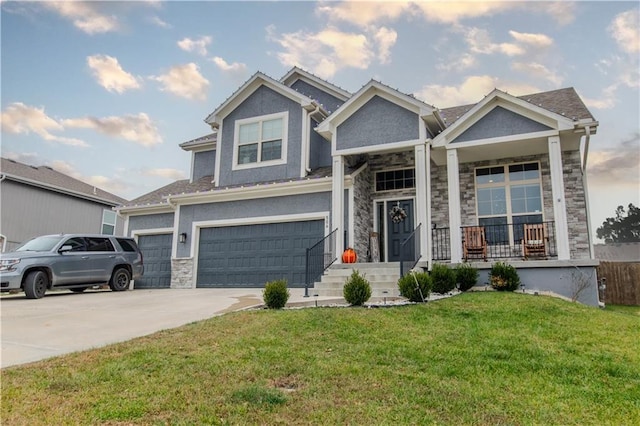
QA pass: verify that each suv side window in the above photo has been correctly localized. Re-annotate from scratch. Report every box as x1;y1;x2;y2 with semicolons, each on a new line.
64;237;87;252
116;238;138;252
86;237;115;252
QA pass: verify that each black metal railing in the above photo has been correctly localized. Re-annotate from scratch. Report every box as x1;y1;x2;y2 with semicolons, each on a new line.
461;221;557;260
431;226;451;261
305;228;338;297
400;223;422;277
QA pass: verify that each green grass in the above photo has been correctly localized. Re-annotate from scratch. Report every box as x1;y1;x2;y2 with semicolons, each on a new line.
2;293;639;425
605;304;640;316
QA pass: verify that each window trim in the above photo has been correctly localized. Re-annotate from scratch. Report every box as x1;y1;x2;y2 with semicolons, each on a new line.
232;111;288;170
474;161;544;245
474;161;544;221
374;167;416;193
102;209;117;235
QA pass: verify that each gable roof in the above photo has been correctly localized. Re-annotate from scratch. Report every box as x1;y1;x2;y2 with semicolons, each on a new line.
204;71;326;126
594;243;640;263
280;66;352;102
316;79;440;139
179;132;217;151
1;157;126;206
438;87;593;128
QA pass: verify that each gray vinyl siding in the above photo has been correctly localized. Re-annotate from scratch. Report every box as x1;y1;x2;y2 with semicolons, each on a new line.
309;118;332;169
0;180;122;251
128;213;175;233
290;80;345;114
219;85;303;187
336;95;419;151
177;192;331;258
193;150;216;181
452;106;552;143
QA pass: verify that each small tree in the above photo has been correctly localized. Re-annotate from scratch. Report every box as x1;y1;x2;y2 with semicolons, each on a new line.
596;203;640;243
263;279;289;309
398;271;432;302
343;270;371;306
430;263;457;294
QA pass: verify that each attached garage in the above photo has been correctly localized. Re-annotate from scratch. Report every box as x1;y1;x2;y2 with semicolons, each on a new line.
196;220;324;288
135;233;173;289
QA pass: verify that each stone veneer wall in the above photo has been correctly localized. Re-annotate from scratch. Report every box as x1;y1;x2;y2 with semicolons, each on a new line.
171;258;194;289
563;150;590;259
430;163;449;229
352;165;373;260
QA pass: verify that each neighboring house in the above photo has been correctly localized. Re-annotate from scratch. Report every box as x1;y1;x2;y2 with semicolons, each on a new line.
0;158;126;252
594;243;640;263
117;67;601;305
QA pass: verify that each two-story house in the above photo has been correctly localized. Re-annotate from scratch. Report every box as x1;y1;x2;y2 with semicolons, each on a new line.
117;67;600;305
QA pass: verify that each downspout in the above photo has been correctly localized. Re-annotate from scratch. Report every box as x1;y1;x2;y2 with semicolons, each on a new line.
580;125;595;259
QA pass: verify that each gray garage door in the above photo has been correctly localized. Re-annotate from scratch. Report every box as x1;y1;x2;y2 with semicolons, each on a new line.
135;234;172;289
197;220;324;288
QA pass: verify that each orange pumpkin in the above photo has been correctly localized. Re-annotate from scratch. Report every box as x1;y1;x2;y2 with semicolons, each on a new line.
342;248;357;263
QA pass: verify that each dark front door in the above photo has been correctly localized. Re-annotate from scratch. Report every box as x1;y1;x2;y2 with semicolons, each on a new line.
386;199;414;262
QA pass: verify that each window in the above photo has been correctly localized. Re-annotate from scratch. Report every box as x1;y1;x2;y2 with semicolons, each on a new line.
233;112;288;169
375;169;415;192
116;238;138;252
475;162;543;244
86;237;114;252
102;210;117;235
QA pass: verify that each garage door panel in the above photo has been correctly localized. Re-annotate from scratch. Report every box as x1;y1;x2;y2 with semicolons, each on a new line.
197;220;323;288
136;233;172;289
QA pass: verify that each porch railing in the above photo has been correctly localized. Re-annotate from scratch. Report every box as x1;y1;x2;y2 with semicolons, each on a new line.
304;228;338;297
431;222;557;261
432;226;451;261
400;223;422;277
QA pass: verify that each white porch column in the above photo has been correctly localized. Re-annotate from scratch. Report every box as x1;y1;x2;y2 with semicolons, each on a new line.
332;155;344;263
447;148;462;263
548;135;571;259
415;144;429;263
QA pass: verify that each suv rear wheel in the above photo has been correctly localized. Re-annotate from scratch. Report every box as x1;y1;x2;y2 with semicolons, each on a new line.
24;270;48;299
109;268;131;292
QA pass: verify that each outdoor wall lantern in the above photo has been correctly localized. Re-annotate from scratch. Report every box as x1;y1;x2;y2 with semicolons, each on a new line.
179;232;187;244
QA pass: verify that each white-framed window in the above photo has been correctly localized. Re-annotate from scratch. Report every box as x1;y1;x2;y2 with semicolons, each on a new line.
475;162;543;244
102;209;117;235
233;111;288;170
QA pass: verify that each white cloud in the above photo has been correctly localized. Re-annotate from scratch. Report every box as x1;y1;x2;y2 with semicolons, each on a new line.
2;151;41;165
150;63;209;101
211;56;247;75
317;1;574;26
0;102;88;147
582;85;618;110
48;160;129;195
373;27;397;64
62;113;162;147
87;54;141;94
609;9;640;54
436;53;477;72
512;62;562;86
142;168;187;180
415;75;540;108
508;30;553;49
177;36;212;56
148;15;171;29
42;1;118;34
268;25;391;78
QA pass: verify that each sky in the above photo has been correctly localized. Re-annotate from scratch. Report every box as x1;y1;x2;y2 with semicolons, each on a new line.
1;0;639;242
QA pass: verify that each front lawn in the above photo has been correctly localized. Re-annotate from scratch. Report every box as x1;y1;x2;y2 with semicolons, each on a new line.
2;292;639;424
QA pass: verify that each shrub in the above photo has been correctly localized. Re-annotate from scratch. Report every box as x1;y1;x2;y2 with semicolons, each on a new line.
489;262;521;291
430;263;457;294
263;279;290;309
397;271;432;302
455;263;479;292
343;270;371;306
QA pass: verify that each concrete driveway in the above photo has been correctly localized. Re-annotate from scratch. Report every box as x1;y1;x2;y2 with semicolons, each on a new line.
1;288;302;368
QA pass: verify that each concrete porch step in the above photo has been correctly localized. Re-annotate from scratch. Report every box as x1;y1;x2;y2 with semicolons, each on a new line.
311;262;403;299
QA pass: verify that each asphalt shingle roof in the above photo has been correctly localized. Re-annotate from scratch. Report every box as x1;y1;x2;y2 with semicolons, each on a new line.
1;157;126;205
438;87;593;127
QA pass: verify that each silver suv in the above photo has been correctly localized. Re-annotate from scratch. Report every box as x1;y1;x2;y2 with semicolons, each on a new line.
0;234;144;299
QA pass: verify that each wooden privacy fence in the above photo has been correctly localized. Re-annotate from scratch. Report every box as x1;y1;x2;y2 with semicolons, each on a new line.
597;261;640;306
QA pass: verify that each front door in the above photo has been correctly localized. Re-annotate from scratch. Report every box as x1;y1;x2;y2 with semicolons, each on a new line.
376;199;415;262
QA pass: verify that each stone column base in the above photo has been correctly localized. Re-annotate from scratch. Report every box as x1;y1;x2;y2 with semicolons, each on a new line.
171;258;194;289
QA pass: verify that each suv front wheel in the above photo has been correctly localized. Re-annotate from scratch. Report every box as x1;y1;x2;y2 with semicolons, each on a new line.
109;268;131;292
24;270;49;299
